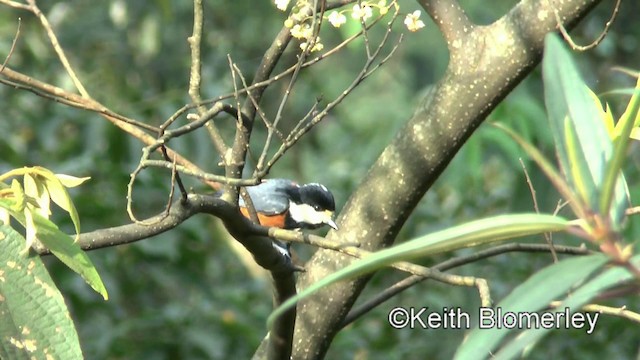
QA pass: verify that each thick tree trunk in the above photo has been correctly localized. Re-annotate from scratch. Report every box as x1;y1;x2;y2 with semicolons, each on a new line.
286;0;603;358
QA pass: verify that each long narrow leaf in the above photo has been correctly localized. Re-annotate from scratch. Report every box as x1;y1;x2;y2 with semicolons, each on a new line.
599;79;640;224
543;34;614;211
564;117;596;205
268;213;569;328
454;254;608;360
493;254;639;359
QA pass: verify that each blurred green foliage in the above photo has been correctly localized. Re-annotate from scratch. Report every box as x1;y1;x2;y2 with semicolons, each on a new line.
1;0;639;359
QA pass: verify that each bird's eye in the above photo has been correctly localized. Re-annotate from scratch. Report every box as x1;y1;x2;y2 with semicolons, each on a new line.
313;205;321;211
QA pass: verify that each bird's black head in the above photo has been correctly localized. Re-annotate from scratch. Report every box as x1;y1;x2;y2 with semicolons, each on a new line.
287;182;338;230
298;183;336;212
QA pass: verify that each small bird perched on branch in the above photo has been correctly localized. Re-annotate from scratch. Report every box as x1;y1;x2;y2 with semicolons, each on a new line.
239;178;338;231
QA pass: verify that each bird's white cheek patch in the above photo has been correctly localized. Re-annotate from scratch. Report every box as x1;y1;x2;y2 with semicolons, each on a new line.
289;201;322;225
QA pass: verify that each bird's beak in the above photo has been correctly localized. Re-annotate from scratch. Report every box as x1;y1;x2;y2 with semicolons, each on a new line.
327;218;339;230
323;210;339;230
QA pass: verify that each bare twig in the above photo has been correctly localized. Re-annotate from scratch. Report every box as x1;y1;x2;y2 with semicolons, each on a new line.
137;160;258;184
550;0;621;51
549;301;640;324
224;26;293;196
255;17;314;172
0;66;220;192
0;67;156;130
0;0;31;11
162;144;188;202
228;61;282;171
625;206;640;216
187;0;228;156
252;10;403;177
520;158;558;262
26;0;90;97
187;0;204;105
0;18;20;74
162;12;386;127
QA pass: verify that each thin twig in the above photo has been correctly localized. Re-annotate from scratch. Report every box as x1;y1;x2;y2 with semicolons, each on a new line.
0;0;31;11
137;161;260;185
26;0;90;97
551;0;621;51
187;0;227;155
162;144;188;202
549;301;640;324
263;11;401;174
269;227;492;305
228;61;281;170
0;18;20;74
520;158;558;262
187;0;204;106
341;243;592;327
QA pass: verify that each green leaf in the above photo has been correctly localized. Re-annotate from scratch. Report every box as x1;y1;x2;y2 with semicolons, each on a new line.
453;254;609;360
599;79;640;223
6;208;108;300
10;180;25;212
493;254;639;359
42;173;82;238
23;173;51;218
587;88;615;137
267;213;569;328
32;213;108;300
54;174;91;188
542;34;626;221
1;167;87;239
0;225;84;360
564;117;594;205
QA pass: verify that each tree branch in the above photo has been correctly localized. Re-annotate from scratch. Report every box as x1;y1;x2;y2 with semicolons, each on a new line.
287;0;604;358
222;26;293;198
419;0;473;46
341;243;593;327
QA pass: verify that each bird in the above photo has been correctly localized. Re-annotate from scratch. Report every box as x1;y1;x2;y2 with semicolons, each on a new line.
239;178;338;231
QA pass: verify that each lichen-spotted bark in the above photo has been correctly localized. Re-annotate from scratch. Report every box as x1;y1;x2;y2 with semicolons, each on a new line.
283;0;602;359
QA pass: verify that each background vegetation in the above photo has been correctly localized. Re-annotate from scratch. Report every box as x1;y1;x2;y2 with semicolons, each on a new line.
1;0;639;359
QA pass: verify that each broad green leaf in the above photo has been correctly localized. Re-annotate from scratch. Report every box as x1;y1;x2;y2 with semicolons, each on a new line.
268;213;569;328
493;254;639;359
454;254;608;360
6;208;108;300
0;225;84;360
